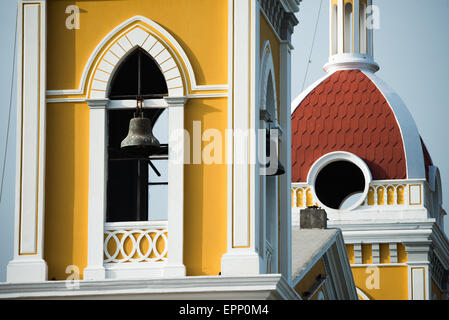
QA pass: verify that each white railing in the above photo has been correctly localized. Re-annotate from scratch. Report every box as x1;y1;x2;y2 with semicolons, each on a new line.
104;221;168;264
292;180;428;211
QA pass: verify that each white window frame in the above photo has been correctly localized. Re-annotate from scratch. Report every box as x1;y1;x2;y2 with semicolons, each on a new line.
82;17;192;280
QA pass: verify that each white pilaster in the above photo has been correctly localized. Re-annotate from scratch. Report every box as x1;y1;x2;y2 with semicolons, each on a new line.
354;243;362;264
404;241;431;300
389;243;398;263
371;243;380;264
367;0;373;56
7;0;48;283
221;0;260;276
163;96;188;277
279;41;292;281
337;0;344;55
83;99;109;280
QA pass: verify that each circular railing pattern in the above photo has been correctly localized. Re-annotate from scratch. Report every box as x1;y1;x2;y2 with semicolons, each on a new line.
104;227;168;263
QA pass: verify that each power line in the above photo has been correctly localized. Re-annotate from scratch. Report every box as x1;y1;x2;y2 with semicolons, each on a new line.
0;3;18;204
301;0;323;92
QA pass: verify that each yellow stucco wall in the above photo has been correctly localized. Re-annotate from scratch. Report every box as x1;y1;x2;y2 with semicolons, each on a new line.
47;0;228;92
45;102;90;280
345;243;410;300
352;266;409;300
44;0;228;279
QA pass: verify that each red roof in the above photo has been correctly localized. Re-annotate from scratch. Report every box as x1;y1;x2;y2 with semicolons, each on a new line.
292;70;407;182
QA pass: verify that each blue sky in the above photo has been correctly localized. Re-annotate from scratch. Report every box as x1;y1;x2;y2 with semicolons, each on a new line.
0;0;448;282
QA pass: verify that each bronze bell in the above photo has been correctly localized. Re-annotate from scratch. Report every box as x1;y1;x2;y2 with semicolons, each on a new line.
121;99;160;155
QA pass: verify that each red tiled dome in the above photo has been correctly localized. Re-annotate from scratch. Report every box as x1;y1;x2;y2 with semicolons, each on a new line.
291;69;407;182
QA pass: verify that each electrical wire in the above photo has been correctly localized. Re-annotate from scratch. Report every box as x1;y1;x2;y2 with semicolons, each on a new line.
301;0;323;92
0;3;18;203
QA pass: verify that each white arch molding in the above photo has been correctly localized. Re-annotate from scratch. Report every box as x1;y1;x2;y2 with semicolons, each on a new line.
259;40;278;121
46;16;227;97
84;16;190;280
258;40;280;275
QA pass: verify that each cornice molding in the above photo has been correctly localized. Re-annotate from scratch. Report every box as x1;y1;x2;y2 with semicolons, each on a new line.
0;275;300;300
258;0;299;42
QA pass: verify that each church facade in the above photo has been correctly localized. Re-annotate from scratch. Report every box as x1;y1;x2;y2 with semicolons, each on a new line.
0;0;358;300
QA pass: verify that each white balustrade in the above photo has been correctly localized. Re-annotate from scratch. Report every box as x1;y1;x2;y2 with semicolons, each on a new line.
291;180;427;211
104;221;168;264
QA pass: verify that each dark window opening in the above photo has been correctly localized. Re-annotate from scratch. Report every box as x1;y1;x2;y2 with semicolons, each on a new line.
314;160;365;210
107;109;168;222
108;47;168;100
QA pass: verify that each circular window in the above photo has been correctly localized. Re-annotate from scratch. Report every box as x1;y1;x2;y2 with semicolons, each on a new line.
307;152;372;211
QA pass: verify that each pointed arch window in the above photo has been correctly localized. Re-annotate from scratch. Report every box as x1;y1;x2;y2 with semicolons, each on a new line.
108;47;168;100
106;47;169;222
84;18;189;280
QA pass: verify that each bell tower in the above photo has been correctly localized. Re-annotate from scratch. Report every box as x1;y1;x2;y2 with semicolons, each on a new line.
324;0;379;73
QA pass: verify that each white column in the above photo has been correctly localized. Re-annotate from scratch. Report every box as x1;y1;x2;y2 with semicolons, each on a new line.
7;0;47;283
367;0;374;56
329;0;333;56
354;243;362;264
337;0;344;54
389;243;398;263
163;96;187;277
372;243;380;264
83;99;109;280
404;241;431;300
279;40;292;280
221;0;260;275
353;0;360;54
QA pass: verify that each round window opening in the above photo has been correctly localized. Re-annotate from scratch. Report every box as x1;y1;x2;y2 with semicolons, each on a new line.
314;160;366;210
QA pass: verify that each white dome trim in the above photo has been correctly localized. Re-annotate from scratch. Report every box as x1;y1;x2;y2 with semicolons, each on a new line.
290;71;335;114
362;71;426;180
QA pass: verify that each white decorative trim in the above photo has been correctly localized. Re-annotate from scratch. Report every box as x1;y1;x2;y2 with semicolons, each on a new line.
290;71;334;113
324;53;379;73
341;226;433;244
278;40;293;281
371;243;380;264
362;71;426;180
356;287;371;300
390;243;399;263
83;99;109;281
306;151;372;212
103;221;168;263
408;264;430;300
84;96;188;280
46;98;86;103
7;0;48;283
354;244;362;264
222;0;261;275
45;16;227;97
164;96;187;277
0;274;301;300
258;39;280;275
